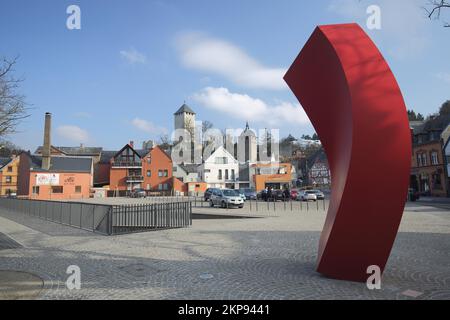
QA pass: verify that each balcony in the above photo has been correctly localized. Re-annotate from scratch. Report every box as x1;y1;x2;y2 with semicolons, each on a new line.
111;161;142;168
126;175;144;183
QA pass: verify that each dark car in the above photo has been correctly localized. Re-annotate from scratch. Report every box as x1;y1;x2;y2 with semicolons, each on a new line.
204;188;218;201
272;189;290;202
130;188;146;198
257;190;267;201
241;188;257;200
261;189;287;202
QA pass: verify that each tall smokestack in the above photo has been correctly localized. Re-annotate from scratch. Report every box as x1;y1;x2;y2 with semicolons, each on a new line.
42;112;52;170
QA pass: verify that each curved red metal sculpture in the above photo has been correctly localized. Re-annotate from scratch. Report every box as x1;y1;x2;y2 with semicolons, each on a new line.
284;23;411;282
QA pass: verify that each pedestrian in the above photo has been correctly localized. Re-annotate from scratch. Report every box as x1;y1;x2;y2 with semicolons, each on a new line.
267;186;273;202
283;187;290;201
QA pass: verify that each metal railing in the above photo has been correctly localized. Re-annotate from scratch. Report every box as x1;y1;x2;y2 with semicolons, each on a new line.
111;161;142;168
0;198;192;235
186;195;329;215
126;175;144;182
0;198;111;235
111;202;192;234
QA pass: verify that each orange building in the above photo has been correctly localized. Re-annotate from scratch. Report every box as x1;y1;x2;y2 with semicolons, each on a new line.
106;143;174;195
142;145;173;191
251;163;295;192
17;153;93;200
172;177;208;196
0;156;20;196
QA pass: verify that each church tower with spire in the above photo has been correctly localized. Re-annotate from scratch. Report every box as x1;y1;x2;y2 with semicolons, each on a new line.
238;121;258;163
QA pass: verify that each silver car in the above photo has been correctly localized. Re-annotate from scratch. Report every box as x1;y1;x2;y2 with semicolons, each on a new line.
130;188;146;198
210;189;245;208
308;189;325;200
297;190;318;202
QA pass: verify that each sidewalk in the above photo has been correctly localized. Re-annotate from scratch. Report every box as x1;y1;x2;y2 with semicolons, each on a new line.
416;197;450;210
0;271;44;300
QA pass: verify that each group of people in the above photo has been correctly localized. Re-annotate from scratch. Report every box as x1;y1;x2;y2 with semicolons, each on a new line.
261;185;291;201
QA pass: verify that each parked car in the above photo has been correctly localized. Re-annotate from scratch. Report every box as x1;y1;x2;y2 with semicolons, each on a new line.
308;189;325;200
290;189;299;200
210;189;244;208
130;188;146;198
297;190;318;202
266;189;289;201
234;189;246;201
241;188;257;200
257;190;267;200
204;188;218;201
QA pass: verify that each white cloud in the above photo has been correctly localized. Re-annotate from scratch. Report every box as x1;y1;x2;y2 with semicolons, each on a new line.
436;72;450;85
328;0;430;59
175;32;287;90
131;118;168;135
56;125;89;143
120;48;147;65
192;87;310;127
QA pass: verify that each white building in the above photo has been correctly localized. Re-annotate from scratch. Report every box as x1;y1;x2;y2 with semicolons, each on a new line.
173;163;200;183
198;146;239;189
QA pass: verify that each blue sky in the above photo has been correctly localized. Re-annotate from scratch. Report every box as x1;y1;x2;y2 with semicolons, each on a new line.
1;0;449;151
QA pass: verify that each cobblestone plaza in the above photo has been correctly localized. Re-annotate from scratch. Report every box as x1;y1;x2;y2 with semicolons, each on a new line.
0;202;449;300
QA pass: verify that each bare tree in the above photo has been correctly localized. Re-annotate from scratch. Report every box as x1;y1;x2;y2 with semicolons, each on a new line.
0;140;24;157
157;134;172;149
0;56;29;137
202;120;214;135
424;1;450;27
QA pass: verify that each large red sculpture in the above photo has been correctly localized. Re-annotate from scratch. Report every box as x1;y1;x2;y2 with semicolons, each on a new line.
284;24;411;282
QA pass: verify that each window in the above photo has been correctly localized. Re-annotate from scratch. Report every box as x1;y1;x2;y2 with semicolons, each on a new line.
431;151;439;165
32;186;40;195
218;169;223;180
163;183;169;190
421;153;427;166
158;184;163;191
215;157;228;164
7;166;12;172
75;186;82;193
146;184;151;190
417;154;422;167
147;157;151;164
164;170;169;177
51;186;63;194
173;166;177;172
147;170;151;177
158;170;163;177
231;169;235;180
225;169;229;180
5;176;12;183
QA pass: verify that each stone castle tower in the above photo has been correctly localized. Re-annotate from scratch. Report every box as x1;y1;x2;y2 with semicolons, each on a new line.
174;103;196;139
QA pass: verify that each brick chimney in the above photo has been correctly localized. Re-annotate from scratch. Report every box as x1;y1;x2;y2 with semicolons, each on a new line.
42;112;52;170
129;141;134;148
